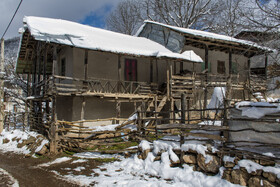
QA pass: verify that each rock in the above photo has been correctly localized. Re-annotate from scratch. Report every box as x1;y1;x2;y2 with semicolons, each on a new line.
251;169;262;176
263;172;277;183
2;138;10;144
263;180;278;187
248;176;262;187
197;154;221;174
36;145;48;155
154;156;161;161
142;149;150;160
231;169;249;186
260;160;275;167
224;161;235;168
124;152;131;158
222;169;232;182
183;154;197;164
249;177;278;187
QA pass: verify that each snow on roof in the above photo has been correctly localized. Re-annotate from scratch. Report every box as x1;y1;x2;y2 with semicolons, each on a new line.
140;20;271;52
23;16;202;63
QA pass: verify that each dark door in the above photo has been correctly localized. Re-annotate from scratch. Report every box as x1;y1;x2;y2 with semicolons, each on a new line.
125;59;137;81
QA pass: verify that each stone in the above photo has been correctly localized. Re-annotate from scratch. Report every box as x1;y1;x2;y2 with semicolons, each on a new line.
263;172;277;183
248;176;262;187
197;154;221;174
222;169;232;182
183;154;197;164
231;169;249;186
251;169;262;176
142;149;151;160
247;176;277;187
263;180;277;187
224;161;235;168
124;152;131;158
154;156;161;161
2;138;10;144
260;160;275;167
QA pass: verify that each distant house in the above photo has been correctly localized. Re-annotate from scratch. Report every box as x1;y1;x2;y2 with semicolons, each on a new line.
235;30;279;76
15;16;203;126
137;21;271;80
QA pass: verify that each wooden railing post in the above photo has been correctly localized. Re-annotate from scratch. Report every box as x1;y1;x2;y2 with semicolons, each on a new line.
0;38;5;133
181;93;186;124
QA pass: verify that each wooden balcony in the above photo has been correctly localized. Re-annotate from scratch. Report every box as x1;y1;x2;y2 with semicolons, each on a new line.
33;75;158;99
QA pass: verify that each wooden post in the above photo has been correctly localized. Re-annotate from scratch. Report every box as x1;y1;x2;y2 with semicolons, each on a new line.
0;38;4;133
187;99;190;124
203;44;209;117
118;55;121;93
167;65;170;99
170;98;174;124
43;46;48;94
181;93;186;124
116;101;121;124
247;58;251;100
154;96;158;137
180;61;183;73
265;53;268;79
52;45;57;77
50;46;58;153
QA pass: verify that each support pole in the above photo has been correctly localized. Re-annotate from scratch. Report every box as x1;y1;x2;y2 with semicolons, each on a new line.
265;53;268;79
0;38;4;133
118;55;121;93
181;93;186;124
203;44;209;117
116;101;121;124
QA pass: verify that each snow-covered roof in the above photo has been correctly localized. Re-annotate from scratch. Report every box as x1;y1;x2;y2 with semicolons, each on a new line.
138;20;272;53
21;16;203;63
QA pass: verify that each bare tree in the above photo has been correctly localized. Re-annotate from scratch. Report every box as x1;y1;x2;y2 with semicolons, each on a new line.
106;0;222;34
106;0;142;35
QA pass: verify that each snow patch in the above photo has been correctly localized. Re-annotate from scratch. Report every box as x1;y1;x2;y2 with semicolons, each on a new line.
0;168;19;187
73;152;123;159
38;157;72;167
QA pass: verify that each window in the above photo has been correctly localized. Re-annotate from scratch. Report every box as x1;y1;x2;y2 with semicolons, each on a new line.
61;58;66;76
217;61;225;74
125;59;137;81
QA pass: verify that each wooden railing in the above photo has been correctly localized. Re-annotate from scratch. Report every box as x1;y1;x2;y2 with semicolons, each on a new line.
34;75;158;97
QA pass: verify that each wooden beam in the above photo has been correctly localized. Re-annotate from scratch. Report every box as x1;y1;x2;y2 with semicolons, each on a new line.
0;38;4;133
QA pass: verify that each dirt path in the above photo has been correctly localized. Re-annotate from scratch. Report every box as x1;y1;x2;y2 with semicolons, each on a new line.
0;151;80;187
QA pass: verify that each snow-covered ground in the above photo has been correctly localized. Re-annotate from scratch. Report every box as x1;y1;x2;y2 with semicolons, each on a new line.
0;168;19;187
47;152;238;187
0;129;43;154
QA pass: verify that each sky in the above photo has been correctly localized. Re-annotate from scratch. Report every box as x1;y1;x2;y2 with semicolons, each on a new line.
0;0;122;39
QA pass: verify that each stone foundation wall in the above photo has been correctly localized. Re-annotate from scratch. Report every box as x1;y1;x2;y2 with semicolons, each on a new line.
138;145;280;187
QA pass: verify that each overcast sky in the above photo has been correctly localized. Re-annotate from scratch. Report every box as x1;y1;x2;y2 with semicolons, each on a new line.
0;0;121;39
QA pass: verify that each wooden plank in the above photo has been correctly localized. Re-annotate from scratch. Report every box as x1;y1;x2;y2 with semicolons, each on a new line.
156;123;229;131
184;132;226;141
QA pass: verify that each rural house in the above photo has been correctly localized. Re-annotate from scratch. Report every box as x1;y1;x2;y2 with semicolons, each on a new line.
15;16;203;129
